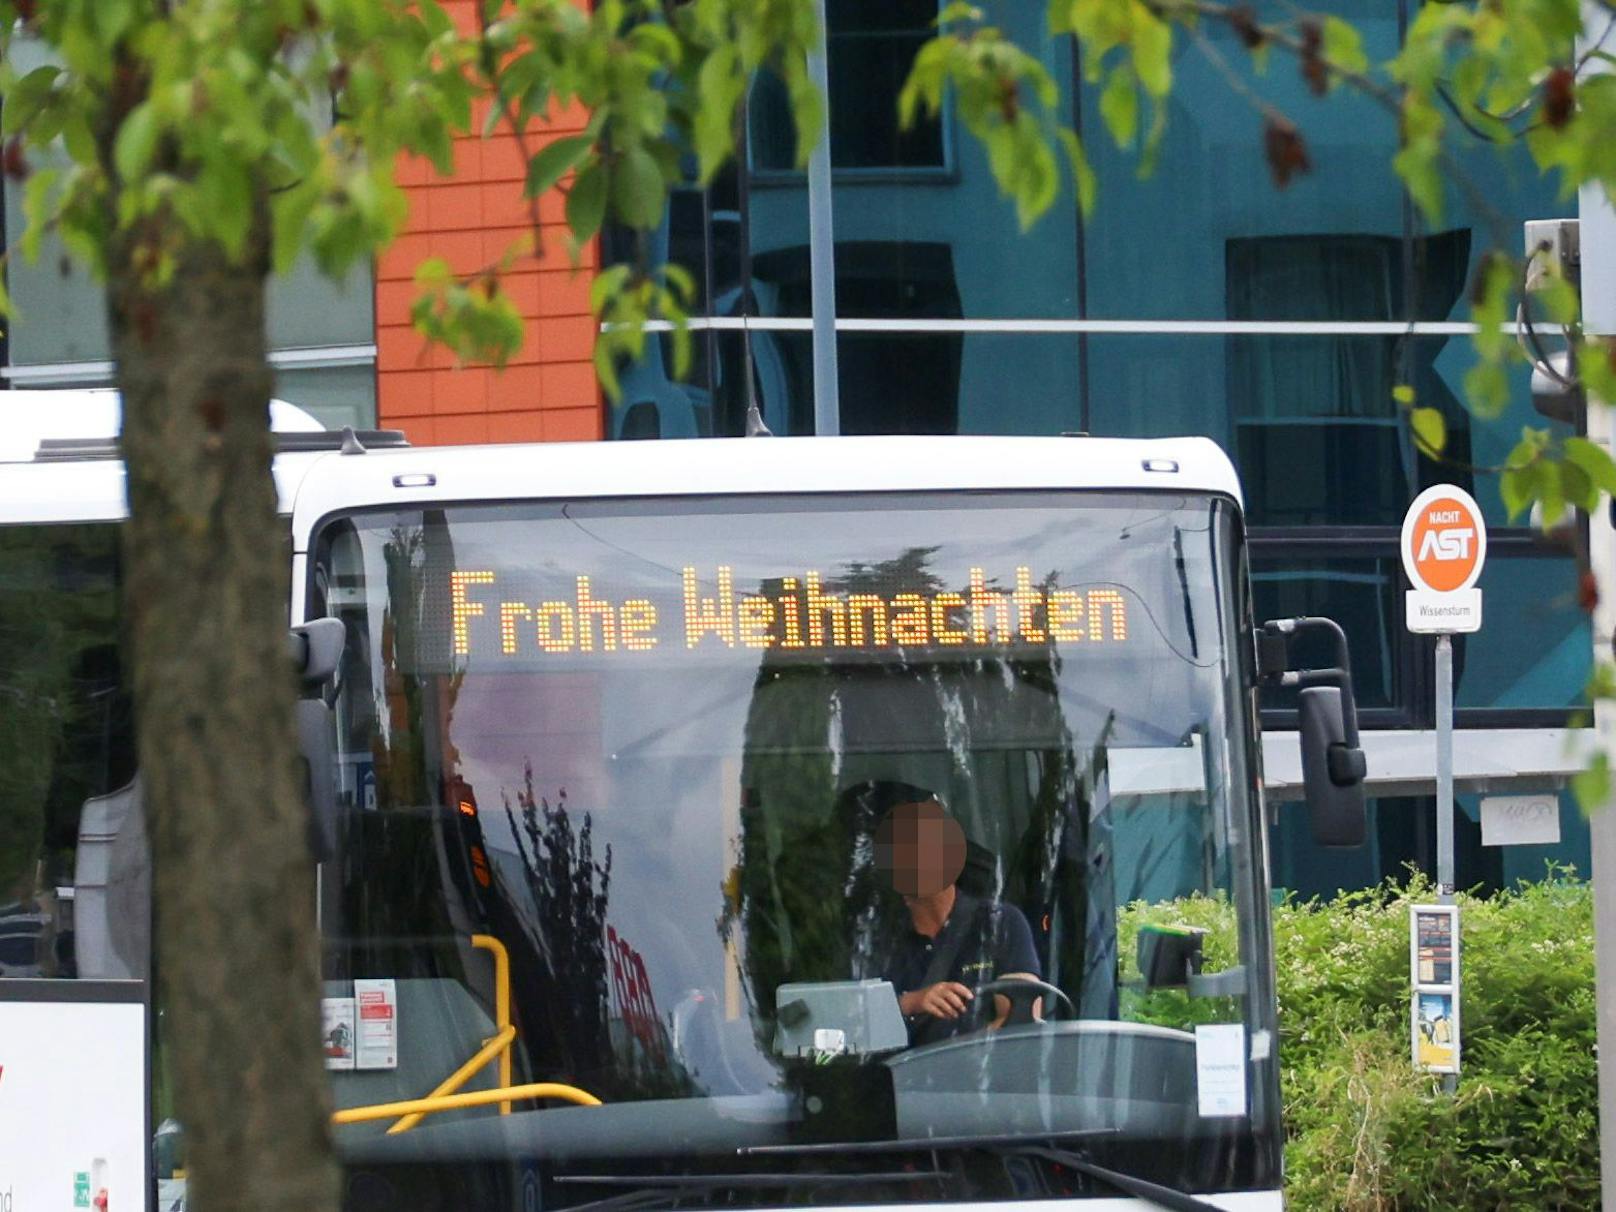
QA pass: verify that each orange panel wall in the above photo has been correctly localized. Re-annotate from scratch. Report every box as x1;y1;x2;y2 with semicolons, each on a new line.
376;2;601;445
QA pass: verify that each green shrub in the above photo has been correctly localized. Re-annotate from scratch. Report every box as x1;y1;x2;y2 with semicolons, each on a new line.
1274;870;1598;1210
1116;872;1596;1207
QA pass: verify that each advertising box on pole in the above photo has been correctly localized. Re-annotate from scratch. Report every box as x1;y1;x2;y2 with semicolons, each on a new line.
1411;903;1462;1074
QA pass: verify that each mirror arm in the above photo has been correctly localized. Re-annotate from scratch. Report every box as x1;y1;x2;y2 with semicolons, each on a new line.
1260;616;1361;748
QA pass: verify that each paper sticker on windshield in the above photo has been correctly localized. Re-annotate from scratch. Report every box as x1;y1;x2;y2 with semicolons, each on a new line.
354;979;398;1070
1194;1024;1247;1117
322;998;356;1070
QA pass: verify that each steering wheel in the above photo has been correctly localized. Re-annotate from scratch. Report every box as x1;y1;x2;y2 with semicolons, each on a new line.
974;977;1074;1027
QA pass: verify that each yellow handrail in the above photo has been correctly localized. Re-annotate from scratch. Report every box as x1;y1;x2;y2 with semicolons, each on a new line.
334;1082;601;1126
471;934;513;1113
386;1026;517;1134
335;932;545;1135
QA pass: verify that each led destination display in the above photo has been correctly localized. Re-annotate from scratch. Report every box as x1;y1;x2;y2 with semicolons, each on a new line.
449;565;1132;660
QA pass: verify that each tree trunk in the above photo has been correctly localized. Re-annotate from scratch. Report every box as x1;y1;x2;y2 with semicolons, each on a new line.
107;224;339;1212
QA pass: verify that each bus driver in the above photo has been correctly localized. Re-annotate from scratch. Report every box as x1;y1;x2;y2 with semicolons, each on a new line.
873;788;1043;1046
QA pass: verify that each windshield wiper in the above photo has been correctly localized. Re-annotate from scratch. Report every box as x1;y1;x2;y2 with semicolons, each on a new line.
555;1168;948;1212
740;1132;1226;1212
1017;1144;1228;1212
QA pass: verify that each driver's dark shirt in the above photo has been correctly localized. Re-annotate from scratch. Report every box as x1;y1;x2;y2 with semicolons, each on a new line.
882;892;1041;1045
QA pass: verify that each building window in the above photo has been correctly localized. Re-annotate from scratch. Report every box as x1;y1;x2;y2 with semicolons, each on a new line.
750;0;948;176
1225;231;1473;528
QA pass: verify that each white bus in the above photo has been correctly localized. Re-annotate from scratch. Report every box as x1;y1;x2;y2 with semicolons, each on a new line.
4;419;1369;1212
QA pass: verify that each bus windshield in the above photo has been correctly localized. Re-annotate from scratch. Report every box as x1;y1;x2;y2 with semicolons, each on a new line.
311;490;1279;1206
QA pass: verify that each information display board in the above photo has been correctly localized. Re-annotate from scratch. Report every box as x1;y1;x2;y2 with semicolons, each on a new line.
0;985;147;1212
1410;904;1462;1074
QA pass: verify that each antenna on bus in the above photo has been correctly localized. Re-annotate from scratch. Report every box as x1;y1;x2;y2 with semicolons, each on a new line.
735;79;771;439
745;398;773;437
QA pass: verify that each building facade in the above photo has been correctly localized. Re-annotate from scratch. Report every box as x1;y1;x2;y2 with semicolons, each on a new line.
600;0;1597;900
0;0;1593;898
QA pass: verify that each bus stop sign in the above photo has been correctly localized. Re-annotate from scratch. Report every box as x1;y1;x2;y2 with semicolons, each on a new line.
1402;484;1486;633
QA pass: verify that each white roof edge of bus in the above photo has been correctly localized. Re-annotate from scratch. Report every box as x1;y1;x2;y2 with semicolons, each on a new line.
289;435;1244;549
0;390;324;463
0;394;328;524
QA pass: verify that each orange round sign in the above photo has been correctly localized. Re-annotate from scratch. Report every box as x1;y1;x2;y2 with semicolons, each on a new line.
1401;484;1486;594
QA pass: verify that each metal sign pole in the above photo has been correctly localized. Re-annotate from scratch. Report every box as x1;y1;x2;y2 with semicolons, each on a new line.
1434;633;1458;1095
1435;633;1455;903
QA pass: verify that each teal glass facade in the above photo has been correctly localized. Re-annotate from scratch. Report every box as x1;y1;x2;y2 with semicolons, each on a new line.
604;0;1591;895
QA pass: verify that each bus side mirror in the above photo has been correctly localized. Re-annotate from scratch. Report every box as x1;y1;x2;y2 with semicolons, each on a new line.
290;619;345;862
1261;616;1368;848
290;617;345;682
1297;687;1367;847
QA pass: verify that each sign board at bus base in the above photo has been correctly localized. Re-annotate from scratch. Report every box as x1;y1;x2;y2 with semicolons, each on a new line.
1411;904;1462;1074
1401;485;1487;634
0;998;146;1211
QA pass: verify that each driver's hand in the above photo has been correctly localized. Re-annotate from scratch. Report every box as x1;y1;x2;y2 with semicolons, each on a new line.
900;981;974;1020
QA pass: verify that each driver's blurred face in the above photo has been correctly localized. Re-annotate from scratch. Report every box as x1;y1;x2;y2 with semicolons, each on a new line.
876;799;966;898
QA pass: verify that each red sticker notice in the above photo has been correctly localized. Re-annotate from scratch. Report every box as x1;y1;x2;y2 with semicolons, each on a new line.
352;979;398;1070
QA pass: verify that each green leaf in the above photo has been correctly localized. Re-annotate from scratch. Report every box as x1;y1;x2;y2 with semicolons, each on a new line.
1057;128;1097;216
565;161;608;246
1138;100;1167;177
1100;65;1139;148
525;134;593;200
418;0;454;38
198;158;252;257
113;103;162;183
1392;383;1416;405
62;113;97;165
1562;459;1596;512
1500;460;1537;522
694;44;741;184
19;167;61;263
1539;461;1568;526
1536;276;1581;326
1;65;61;137
414;256;454;288
939;1;984;23
1130;3;1173;97
1394;140;1443;226
1322;16;1369;77
270;181;318;277
1566;436;1616;495
588;264;633;317
662;262;696;302
611;144;665;230
666;298;693;380
1463;360;1510;420
1573;751;1611;814
899;40;946;129
1411;406;1446;455
1392;93;1445;224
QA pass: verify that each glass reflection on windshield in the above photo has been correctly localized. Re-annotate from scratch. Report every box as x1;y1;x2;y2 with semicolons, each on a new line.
312;492;1278;1204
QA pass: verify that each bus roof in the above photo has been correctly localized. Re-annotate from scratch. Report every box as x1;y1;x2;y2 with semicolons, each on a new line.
0;393;329;525
288;434;1243;550
0;390;324;464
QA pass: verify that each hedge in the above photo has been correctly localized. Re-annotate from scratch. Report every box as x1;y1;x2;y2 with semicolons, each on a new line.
1121;870;1597;1209
1276;871;1598;1210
